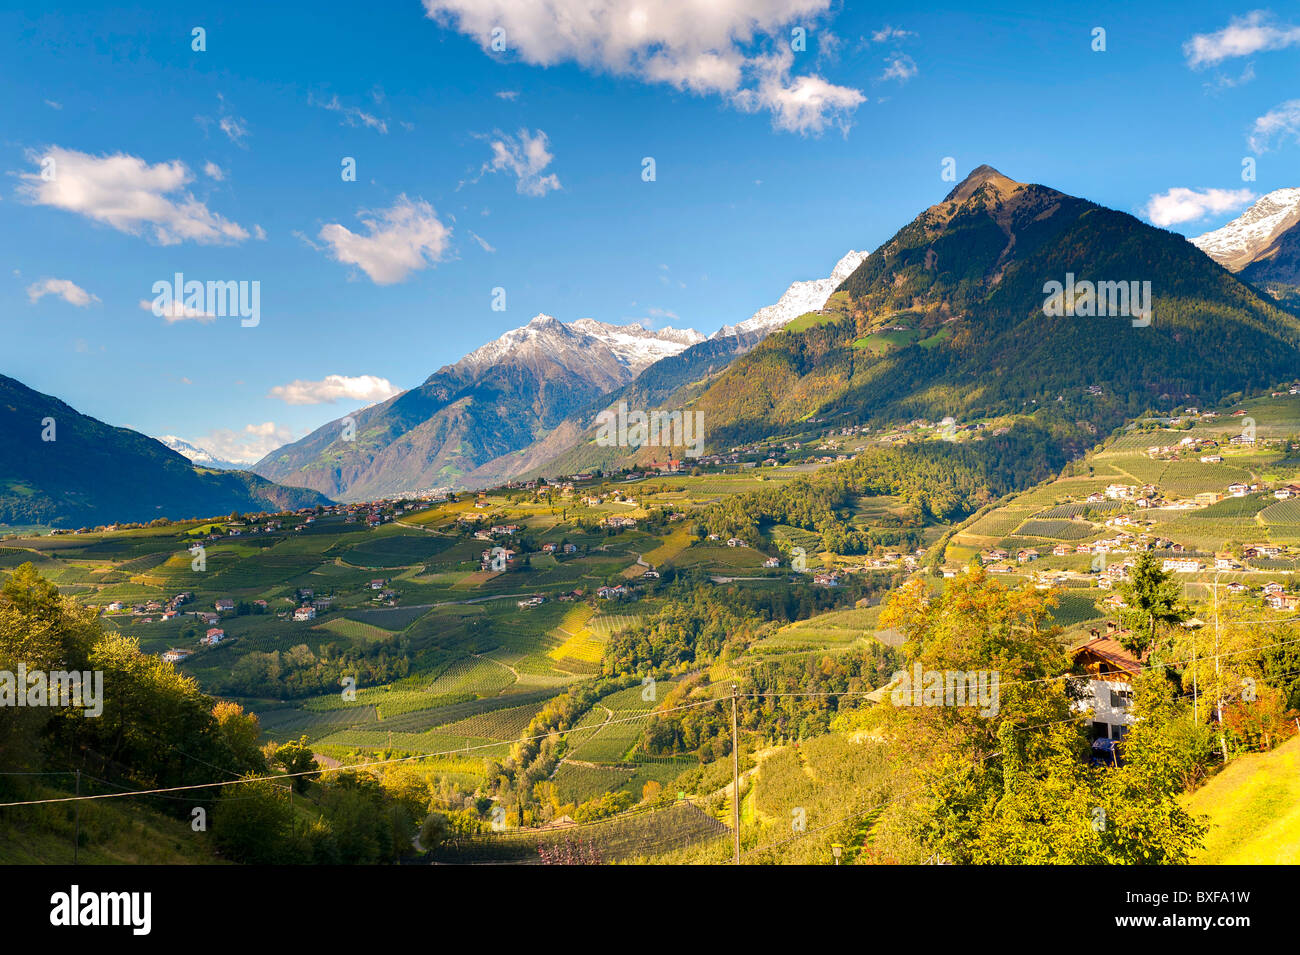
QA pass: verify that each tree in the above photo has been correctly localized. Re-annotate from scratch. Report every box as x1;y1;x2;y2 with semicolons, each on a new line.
212;777;301;864
268;736;319;792
872;568;1206;864
1117;552;1188;654
212;701;267;775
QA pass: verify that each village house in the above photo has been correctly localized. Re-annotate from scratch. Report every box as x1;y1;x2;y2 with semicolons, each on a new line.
293;606;316;622
1071;634;1144;748
1161;557;1202;573
201;628;225;646
161;648;192;663
480;548;516;570
214;598;235;612
1265;593;1300;612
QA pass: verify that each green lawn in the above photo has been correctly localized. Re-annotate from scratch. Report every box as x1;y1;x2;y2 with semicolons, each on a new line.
1184;735;1300;864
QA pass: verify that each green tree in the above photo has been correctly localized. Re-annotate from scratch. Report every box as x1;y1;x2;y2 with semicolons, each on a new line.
1117;552;1188;655
268;736;319;793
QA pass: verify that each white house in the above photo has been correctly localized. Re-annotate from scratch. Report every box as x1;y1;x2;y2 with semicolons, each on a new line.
1070;635;1142;742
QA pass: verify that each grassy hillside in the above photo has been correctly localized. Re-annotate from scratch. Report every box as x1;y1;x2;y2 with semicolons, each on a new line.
1185;734;1300;864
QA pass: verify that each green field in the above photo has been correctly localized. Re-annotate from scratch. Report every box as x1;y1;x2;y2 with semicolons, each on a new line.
1185;735;1300;864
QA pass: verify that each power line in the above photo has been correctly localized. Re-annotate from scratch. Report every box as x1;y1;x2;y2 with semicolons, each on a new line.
0;697;721;809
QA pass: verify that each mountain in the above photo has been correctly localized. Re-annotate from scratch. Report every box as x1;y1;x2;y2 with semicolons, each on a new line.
712;250;867;341
458;249;877;485
462;332;759;485
253;315;705;500
683;164;1300;451
1190;188;1300;272
155;435;244;470
0;374;331;528
1241;226;1300;294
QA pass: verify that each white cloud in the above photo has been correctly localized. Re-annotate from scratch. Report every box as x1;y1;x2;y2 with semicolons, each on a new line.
139;298;216;323
27;277;99;306
1141;186;1255;227
203;161;225;180
468;230;496;252
880;53;917;82
1184;11;1300;68
495;90;519;100
1249;99;1300;153
267;374;402;406
871;25;914;43
318;195;452;284
480;128;561;196
44;99;62;110
17;147;250;245
192;422;296;464
219;115;249;146
733;50;864;134
309;93;389;134
423;0;864;135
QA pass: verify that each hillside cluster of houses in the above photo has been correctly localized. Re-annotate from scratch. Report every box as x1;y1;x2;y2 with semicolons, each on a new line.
104;590;192;624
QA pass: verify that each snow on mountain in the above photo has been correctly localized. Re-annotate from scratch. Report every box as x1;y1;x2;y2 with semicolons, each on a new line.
455;314;705;377
1190;188;1300;272
712;250;868;341
155;435;245;470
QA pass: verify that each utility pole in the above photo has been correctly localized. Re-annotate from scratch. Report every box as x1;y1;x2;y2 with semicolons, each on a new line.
1213;576;1228;762
73;769;80;865
731;685;740;865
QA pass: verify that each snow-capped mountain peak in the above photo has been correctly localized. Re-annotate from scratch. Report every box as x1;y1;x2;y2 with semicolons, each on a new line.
155;435;245;470
712;249;868;340
454;313;704;376
1190;188;1300;272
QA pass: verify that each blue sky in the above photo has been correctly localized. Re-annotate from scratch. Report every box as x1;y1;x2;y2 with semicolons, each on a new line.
3;1;1299;462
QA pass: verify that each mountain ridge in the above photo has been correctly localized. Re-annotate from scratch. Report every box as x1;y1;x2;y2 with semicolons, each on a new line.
253;315;706;500
0;374;330;527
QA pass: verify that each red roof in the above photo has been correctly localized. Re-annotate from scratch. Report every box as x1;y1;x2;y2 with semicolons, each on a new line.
1071;634;1145;677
